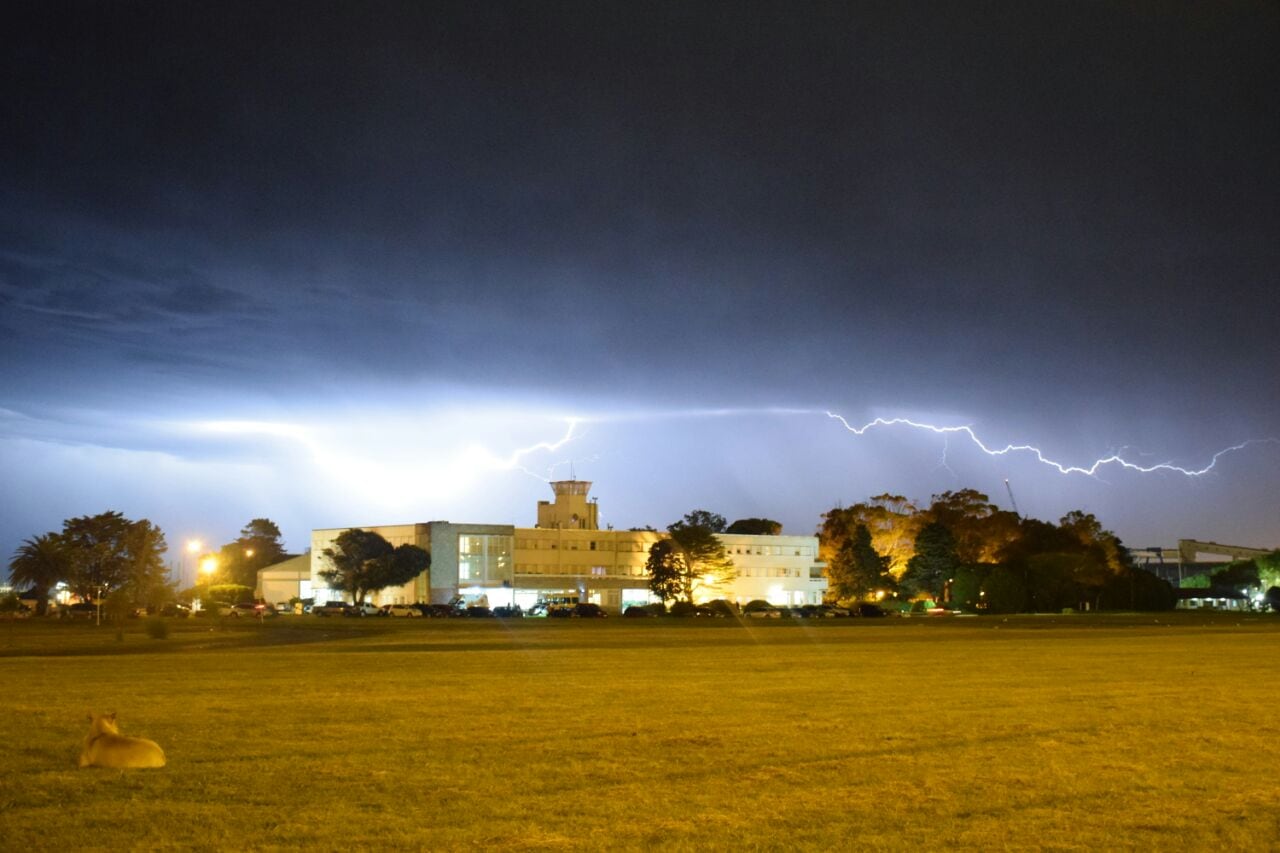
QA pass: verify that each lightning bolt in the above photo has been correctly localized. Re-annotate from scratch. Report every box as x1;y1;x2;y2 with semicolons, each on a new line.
823;412;1275;477
472;418;581;482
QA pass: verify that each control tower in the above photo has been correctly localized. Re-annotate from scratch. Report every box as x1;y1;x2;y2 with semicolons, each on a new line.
536;480;599;530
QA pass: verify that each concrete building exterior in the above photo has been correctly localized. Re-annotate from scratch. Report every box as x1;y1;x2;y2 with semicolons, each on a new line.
255;553;312;605
291;480;827;612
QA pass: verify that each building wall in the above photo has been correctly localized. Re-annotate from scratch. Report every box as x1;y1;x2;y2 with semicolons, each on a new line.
256;553;312;605
295;482;828;611
310;523;432;605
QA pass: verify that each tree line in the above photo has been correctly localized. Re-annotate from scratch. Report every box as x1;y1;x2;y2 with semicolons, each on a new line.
6;512;292;615
642;491;1180;613
820;489;1175;612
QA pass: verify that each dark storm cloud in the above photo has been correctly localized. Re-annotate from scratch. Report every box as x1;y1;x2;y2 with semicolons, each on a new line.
1;1;1277;545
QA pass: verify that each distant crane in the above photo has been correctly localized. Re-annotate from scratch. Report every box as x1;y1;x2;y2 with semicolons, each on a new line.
1003;478;1021;519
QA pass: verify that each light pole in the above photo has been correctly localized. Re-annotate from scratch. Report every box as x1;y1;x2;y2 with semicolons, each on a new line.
184;539;202;588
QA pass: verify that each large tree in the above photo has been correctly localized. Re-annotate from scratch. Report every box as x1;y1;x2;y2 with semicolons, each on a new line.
8;533;69;616
903;521;960;601
60;511;167;602
645;539;686;604
644;511;736;603
216;518;290;589
320;529;430;604
1210;560;1261;593
925;489;1020;564
826;523;891;602
819;494;923;579
114;519;175;610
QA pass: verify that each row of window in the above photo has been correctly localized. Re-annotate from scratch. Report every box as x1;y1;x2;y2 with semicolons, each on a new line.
516;539;650;553
729;545;813;557
513;539;815;557
516;564;649;578
510;565;803;579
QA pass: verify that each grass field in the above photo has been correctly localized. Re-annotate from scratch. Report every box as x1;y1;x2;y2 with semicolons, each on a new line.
2;613;1279;850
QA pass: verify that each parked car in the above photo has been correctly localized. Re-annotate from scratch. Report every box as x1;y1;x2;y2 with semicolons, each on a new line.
492;605;523;618
381;604;421;618
312;601;349;617
60;602;98;620
701;599;737;618
623;605;655;618
854;602;888;618
743;600;781;618
419;604;457;618
159;603;191;618
465;605;494;618
345;602;379;617
573;603;606;618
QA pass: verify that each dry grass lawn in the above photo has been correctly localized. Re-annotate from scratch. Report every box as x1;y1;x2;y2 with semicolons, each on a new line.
2;613;1278;850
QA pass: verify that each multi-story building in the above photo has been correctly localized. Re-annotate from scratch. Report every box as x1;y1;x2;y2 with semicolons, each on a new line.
299;480;826;612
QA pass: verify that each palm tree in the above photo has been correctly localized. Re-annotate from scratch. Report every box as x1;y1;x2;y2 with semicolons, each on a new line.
8;533;69;616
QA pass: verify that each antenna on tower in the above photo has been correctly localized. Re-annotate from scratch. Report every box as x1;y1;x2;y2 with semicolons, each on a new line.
1003;478;1021;519
569;461;577;481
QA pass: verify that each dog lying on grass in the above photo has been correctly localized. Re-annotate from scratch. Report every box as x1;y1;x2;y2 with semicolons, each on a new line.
79;712;166;769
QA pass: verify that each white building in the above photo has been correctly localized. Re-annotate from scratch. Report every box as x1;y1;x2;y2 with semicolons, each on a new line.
290;480;826;612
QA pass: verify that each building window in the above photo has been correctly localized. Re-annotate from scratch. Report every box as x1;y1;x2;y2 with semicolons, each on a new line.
458;534;514;583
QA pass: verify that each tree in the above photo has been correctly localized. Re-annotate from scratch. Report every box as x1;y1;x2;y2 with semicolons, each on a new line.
926;490;1019;564
8;533;69;616
983;565;1027;614
903;522;959;601
1099;567;1175;611
60;511;167;602
114;519;175;611
1023;553;1087;612
675;510;727;534
726;518;782;535
320;529;430;604
819;495;923;579
1256;551;1280;590
645;539;685;604
1211;560;1261;593
1264;586;1280;613
826;523;890;602
644;511;736;603
1059;510;1131;574
950;564;990;612
217;518;290;589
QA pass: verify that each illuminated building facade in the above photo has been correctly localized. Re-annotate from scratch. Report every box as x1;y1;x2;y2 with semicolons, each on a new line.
300;480;827;611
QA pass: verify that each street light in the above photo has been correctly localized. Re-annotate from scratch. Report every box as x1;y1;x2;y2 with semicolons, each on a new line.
200;556;219;579
183;539;202;588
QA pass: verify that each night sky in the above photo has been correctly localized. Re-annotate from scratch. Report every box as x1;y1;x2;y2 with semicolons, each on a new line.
3;1;1278;567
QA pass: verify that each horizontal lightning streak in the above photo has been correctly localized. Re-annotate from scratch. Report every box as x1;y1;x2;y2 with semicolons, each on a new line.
824;412;1273;477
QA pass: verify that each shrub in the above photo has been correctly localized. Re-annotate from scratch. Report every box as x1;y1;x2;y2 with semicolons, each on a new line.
669;601;698;617
143;617;169;640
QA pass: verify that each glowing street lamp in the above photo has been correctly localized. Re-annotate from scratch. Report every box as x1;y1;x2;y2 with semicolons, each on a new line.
198;550;218;578
181;539;203;587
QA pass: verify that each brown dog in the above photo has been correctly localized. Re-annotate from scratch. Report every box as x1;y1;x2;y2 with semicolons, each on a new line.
79;712;166;769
